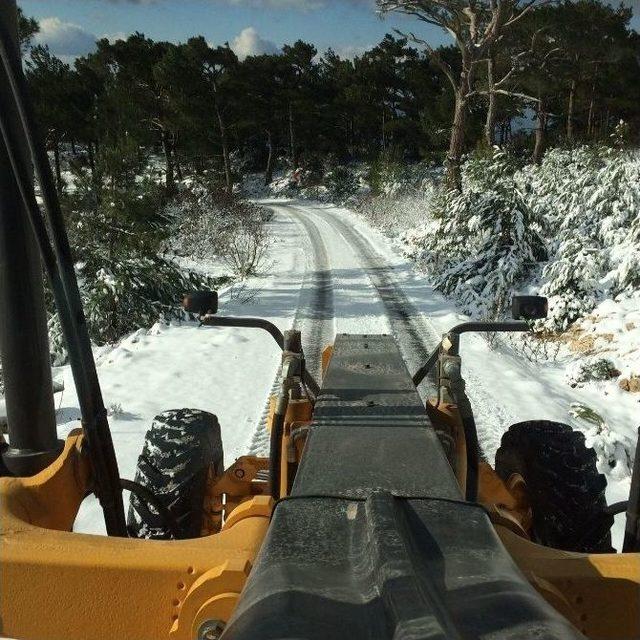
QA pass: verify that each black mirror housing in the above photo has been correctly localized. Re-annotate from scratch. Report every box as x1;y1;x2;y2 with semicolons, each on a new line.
512;295;548;321
183;290;218;316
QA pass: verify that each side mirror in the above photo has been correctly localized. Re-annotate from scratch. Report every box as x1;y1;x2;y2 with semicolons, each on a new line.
183;290;218;316
512;295;548;321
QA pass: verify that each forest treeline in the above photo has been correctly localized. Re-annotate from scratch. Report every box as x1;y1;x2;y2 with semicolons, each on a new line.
19;0;640;192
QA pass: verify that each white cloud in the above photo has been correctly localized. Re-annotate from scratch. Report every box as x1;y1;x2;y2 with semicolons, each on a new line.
105;32;130;44
32;18;129;62
231;27;279;60
34;17;97;57
331;44;370;60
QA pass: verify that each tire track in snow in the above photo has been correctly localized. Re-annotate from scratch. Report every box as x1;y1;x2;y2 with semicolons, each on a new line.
287;206;335;381
248;205;335;456
299;204;440;400
249;202;513;460
304;203;515;457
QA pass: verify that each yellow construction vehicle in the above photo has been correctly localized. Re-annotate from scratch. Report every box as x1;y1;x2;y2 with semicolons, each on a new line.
0;4;638;639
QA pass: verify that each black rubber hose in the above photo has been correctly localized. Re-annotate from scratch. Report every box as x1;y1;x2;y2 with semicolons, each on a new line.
269;396;289;501
411;347;439;387
412;322;530;388
461;413;480;502
623;427;640;552
449;382;479;502
120;478;180;539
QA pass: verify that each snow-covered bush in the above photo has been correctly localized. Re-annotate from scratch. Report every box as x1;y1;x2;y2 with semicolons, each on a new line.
171;180;271;278
409;150;546;318
566;357;620;387
170;183;230;261
357;191;433;238
391;146;640;329
540;238;605;330
520;146;640;328
569;403;634;479
367;156;439;197
80;255;210;344
435;201;545;316
47;313;67;366
355;159;438;239
221;213;271;278
368;159;409;197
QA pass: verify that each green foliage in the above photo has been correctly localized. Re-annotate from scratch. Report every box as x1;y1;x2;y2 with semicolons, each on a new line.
17;7;39;54
569;403;606;430
22;1;640;197
393;145;639;332
80;255;209;345
325;166;359;203
60;141;215;346
367;156;406;196
569;358;620;386
539;239;604;329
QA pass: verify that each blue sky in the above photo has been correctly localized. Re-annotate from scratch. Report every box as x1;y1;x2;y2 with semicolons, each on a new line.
18;0;640;63
17;0;449;61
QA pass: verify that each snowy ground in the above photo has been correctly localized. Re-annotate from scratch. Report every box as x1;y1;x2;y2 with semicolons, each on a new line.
47;199;637;547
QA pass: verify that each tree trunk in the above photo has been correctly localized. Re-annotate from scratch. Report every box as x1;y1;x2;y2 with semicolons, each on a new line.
87;142;95;177
446;91;466;190
587;92;595;139
264;129;274;186
587;65;599;139
484;57;497;147
215;104;232;195
53;141;62;193
566;78;577;142
533;96;547;164
161;130;175;194
71;139;77;156
603;106;610;138
288;101;296;168
349;116;355;157
175;152;184;182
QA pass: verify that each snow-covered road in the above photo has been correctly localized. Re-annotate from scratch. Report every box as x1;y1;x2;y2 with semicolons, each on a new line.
279;201;439;390
57;199;636;547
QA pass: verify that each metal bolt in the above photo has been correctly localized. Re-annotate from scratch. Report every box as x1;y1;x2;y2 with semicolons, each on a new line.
234;468;245;479
442;361;460;378
198;620;225;640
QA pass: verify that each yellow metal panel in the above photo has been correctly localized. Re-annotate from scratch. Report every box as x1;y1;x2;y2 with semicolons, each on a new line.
497;525;640;640
0;432;272;640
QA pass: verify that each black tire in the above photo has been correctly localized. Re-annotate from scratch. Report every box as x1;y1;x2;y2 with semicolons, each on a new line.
127;408;223;539
495;420;613;553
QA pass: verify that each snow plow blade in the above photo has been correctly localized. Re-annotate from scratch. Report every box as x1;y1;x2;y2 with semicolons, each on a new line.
221;335;584;640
